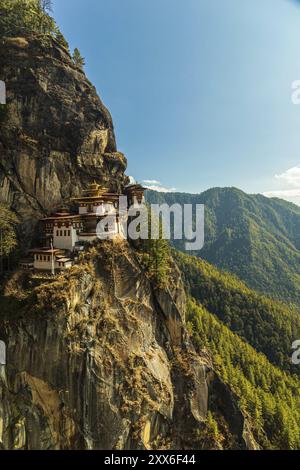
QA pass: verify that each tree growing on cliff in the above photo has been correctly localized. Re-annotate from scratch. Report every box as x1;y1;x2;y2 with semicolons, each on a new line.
0;204;18;273
137;207;171;288
146;236;170;287
0;0;52;35
39;0;52;13
35;0;55;35
0;0;68;49
72;48;85;69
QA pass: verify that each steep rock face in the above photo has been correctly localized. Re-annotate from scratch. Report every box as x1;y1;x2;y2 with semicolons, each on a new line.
0;242;258;450
0;36;127;243
0;33;259;451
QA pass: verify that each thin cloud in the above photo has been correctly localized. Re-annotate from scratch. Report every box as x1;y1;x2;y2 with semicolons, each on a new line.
142;179;161;185
144;184;177;193
275;166;300;186
264;165;300;205
143;179;176;192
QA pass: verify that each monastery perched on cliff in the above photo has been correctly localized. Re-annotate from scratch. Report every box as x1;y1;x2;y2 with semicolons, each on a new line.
20;182;145;273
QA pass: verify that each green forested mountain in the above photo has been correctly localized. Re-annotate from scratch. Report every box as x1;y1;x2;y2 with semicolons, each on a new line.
146;188;300;305
175;249;300;375
187;299;300;450
178;248;300;449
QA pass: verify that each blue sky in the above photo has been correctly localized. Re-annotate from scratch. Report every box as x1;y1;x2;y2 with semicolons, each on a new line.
52;0;300;204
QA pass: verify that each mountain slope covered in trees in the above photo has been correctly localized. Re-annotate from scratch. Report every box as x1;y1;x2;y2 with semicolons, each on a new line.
174;249;300;375
146;188;300;305
187;299;300;450
177;249;300;449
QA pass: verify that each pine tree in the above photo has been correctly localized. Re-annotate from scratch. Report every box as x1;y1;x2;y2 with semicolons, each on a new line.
148;237;170;287
72;48;85;68
206;412;219;439
138;206;170;287
39;0;52;13
0;204;18;273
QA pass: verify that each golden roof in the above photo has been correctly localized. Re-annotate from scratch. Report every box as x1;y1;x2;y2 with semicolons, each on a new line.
81;182;109;197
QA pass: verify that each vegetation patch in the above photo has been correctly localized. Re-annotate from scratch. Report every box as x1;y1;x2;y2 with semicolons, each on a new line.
187;298;300;449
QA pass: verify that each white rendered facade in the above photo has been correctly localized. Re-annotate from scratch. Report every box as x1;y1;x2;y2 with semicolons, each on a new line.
53;225;78;251
33;252;73;271
33;253;54;271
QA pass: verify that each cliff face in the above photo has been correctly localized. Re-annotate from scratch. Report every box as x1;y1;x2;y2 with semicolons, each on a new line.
0;35;258;450
0;242;257;450
0;35;127;242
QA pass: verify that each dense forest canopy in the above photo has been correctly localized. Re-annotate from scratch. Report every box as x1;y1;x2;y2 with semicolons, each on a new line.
0;203;18;272
187;299;300;450
175;249;300;376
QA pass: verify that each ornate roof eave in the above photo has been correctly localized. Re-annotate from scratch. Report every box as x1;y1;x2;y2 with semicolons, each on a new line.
42;214;82;222
72;194;120;202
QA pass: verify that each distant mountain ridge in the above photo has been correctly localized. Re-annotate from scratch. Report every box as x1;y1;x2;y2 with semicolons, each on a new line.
145;187;300;305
